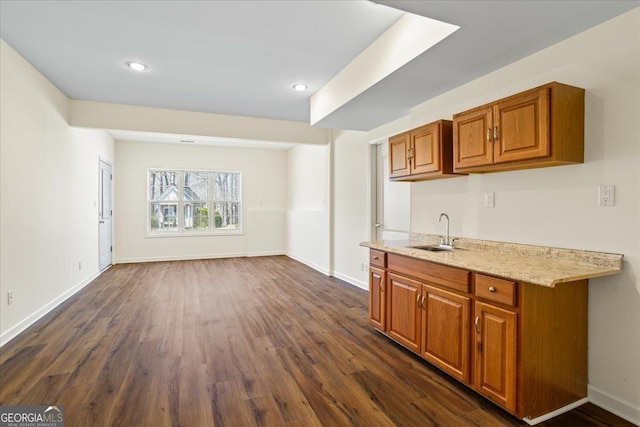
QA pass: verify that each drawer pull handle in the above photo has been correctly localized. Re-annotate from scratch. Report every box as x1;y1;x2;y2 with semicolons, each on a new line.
487;128;491;142
417;294;423;309
475;316;480;333
380;280;385;292
373;256;379;260
489;286;496;293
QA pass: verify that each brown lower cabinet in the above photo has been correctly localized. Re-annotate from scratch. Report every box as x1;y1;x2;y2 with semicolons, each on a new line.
387;273;422;353
369;251;587;422
368;266;386;331
474;300;517;413
423;285;471;383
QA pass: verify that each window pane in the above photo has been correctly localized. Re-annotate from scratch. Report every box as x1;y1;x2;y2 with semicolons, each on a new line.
150;171;179;201
213;202;239;230
184;172;209;201
214;172;240;201
150;202;178;231
148;169;240;234
184;202;209;231
101;169;111;219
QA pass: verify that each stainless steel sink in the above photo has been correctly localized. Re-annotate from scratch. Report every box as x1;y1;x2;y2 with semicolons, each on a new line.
407;244;455;252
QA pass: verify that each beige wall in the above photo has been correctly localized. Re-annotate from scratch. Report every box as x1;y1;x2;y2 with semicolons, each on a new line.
113;140;287;263
331;129;370;288
286;144;331;273
362;8;640;422
0;40;115;344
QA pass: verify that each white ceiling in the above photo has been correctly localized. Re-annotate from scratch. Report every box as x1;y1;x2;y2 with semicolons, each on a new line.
1;0;638;133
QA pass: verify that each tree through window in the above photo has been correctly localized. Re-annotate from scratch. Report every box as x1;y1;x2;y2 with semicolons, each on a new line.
214;172;240;229
148;169;241;234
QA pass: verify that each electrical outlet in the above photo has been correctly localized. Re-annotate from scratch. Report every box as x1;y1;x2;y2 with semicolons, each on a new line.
598;185;615;207
484;192;495;208
7;291;13;305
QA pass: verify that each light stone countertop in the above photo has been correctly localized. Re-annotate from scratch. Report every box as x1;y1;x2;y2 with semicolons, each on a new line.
361;234;623;288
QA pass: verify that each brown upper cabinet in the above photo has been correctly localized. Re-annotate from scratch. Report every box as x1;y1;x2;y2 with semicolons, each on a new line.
389;120;462;181
453;82;584;173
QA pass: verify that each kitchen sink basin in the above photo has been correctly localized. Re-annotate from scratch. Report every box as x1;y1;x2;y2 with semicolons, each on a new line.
407;245;455;252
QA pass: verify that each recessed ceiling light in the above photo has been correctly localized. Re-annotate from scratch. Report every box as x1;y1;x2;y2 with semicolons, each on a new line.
125;61;148;72
292;83;308;91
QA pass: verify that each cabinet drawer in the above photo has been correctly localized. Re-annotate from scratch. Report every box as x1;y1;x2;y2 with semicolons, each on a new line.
475;274;516;307
388;254;470;293
370;250;387;268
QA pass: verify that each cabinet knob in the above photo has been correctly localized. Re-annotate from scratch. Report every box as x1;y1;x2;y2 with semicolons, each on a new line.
373;256;379;260
489;286;496;293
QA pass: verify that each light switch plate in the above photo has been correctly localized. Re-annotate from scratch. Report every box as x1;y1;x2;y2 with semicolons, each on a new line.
484;192;495;208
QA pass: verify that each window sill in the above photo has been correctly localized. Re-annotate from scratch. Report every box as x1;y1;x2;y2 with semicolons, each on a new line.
146;230;243;238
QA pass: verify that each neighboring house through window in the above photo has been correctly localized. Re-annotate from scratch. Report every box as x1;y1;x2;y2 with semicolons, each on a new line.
148;169;241;234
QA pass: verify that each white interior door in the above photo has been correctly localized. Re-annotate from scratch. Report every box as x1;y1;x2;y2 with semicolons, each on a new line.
374;142;410;240
99;160;112;270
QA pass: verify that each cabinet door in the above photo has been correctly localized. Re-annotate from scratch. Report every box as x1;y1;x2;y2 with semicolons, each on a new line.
494;87;550;164
411;123;440;175
369;267;387;331
474;301;517;413
421;285;470;383
387;273;421;353
389;132;410;178
453;106;493;170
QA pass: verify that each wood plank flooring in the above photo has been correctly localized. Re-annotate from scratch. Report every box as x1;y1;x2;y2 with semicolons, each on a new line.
0;256;634;426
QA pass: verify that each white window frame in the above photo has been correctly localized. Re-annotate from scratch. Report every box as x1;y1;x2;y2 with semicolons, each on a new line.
147;168;242;237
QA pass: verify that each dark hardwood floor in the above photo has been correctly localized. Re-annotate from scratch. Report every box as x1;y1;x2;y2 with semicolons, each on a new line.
0;256;634;426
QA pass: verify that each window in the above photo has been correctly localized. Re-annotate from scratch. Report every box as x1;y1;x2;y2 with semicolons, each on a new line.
148;169;241;235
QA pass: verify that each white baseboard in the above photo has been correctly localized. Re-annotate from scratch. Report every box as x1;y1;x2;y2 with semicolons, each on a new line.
331;271;368;291
0;270;101;347
523;398;588;425
285;252;331;276
114;252;263;264
589;385;640;425
284;255;368;291
246;251;286;257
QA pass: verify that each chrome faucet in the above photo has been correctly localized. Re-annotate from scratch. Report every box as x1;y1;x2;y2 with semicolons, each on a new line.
439;213;453;248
